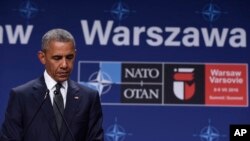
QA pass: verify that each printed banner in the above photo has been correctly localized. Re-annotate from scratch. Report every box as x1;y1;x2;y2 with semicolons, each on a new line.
78;61;248;107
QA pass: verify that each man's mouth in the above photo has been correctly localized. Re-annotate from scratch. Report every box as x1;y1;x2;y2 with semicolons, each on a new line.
58;72;68;76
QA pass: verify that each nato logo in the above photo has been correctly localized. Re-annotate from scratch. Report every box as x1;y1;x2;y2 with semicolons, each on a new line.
78;61;119;96
13;0;44;23
105;1;136;23
196;0;227;26
105;118;132;141
78;61;123;104
85;70;113;95
193;119;226;141
78;61;163;105
164;64;205;105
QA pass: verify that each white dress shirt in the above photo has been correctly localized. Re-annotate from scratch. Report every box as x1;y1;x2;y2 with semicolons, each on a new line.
44;70;68;108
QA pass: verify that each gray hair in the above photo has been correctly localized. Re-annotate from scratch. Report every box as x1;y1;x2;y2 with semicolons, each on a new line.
41;28;75;52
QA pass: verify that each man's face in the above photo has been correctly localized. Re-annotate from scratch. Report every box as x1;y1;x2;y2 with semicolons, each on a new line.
38;41;76;82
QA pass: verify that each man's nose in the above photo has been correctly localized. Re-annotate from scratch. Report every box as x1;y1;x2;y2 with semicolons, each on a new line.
61;58;68;68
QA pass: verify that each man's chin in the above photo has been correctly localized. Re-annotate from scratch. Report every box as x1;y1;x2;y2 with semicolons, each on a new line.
56;76;69;82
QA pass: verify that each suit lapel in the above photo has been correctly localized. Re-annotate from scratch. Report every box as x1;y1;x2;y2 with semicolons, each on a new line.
32;77;60;140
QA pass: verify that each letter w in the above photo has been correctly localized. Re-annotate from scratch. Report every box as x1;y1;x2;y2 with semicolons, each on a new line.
6;25;33;44
81;20;113;45
202;28;228;47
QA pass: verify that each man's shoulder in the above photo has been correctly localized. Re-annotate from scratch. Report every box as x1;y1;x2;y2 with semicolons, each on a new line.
68;80;99;95
13;77;43;92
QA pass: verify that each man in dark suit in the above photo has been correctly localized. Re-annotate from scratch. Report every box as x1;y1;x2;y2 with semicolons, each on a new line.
0;29;104;141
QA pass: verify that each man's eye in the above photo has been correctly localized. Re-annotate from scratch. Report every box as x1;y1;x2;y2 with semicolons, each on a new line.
53;56;62;60
66;55;74;60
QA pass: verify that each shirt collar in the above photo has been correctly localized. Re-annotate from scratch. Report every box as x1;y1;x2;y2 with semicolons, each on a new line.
44;70;68;90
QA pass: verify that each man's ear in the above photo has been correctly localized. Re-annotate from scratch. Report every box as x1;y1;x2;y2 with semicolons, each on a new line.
38;51;46;65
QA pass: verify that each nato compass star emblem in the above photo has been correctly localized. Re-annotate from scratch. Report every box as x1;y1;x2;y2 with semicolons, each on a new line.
105;118;132;141
13;0;44;23
87;70;113;95
105;0;136;23
196;0;227;27
193;119;226;141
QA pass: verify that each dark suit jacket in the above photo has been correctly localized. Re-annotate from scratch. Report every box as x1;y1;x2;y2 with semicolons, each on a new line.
0;77;104;141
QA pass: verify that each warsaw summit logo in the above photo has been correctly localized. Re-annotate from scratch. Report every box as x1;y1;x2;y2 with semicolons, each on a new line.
173;68;196;100
77;61;247;107
164;64;205;105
